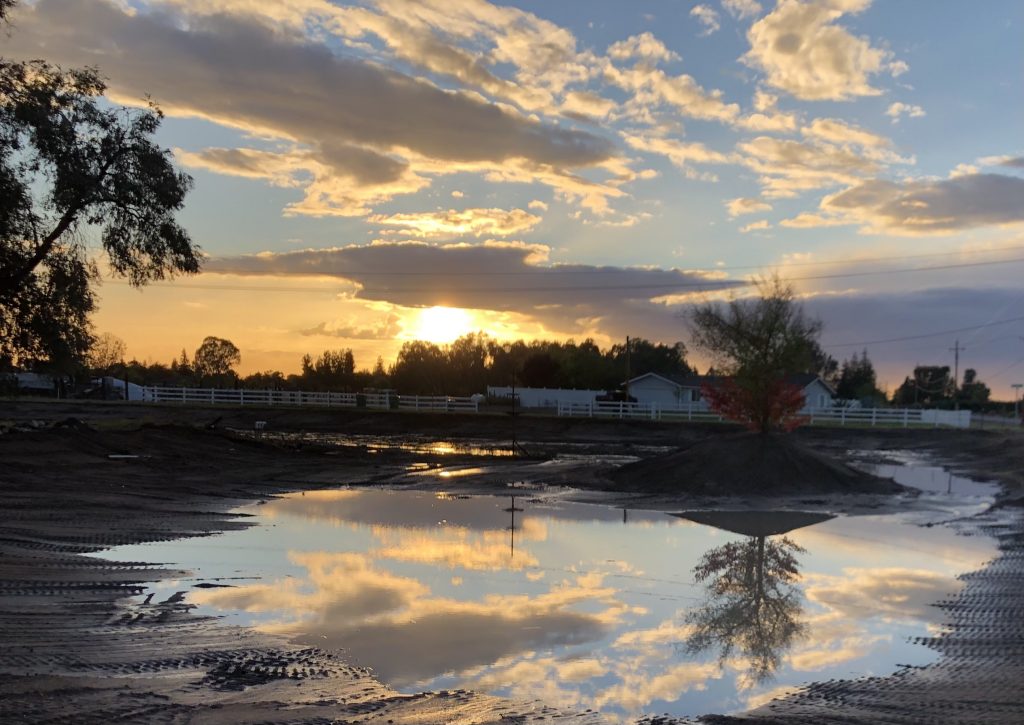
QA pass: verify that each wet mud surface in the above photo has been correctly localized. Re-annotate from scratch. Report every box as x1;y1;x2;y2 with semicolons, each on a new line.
1;400;1022;723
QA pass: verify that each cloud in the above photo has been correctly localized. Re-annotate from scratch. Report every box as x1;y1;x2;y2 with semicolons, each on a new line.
819;173;1024;235
604;63;741;124
978;155;1024;169
607;32;680;64
7;0;618;216
370;208;542;238
804;567;963;623
560;90;618;120
779;211;852;228
300;315;402;340
727;197;773;217
722;0;764;20
740;219;772;232
691;5;722;36
177;145;430;217
886;101;927;123
737;135;878;198
744;0;902;101
207;241;741;313
802;118;893;151
528;199;550;211
623;134;731;176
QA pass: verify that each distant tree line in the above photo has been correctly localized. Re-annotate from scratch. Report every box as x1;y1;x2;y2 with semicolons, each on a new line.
6;326;1000;409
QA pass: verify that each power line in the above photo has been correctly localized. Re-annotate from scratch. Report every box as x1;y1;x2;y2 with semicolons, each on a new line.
826;314;1024;349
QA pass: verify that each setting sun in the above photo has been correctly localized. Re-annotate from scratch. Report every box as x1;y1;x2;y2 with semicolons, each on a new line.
411;306;475;344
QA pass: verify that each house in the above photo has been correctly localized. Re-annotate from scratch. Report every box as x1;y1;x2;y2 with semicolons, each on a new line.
625;372;836;410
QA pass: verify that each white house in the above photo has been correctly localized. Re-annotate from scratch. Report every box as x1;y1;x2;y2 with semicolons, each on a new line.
625;372;836;411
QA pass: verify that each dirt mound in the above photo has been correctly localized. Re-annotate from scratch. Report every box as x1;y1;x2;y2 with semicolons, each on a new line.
611;431;905;496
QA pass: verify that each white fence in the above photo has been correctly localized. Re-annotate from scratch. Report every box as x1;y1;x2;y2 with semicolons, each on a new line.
140;386;480;412
487;386;606;408
558;401;972;428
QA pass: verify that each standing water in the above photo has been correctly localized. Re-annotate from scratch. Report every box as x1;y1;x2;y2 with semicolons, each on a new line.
100;458;999;722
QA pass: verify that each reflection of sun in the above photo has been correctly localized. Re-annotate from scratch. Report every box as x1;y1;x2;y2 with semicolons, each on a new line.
412;306;475;344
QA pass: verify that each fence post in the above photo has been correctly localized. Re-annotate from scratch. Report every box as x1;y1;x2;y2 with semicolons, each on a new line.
841;407;846;426
871;408;877;426
903;409;908;428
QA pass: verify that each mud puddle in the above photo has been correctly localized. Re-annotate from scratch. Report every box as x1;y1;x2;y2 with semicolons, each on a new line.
98;456;1000;722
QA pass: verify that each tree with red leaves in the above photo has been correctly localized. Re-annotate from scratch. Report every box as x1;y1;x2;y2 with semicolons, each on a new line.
692;278;821;433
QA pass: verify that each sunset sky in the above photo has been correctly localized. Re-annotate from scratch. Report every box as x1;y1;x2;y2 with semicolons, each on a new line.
7;0;1024;396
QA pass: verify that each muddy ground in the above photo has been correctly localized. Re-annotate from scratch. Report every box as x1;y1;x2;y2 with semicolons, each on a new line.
1;399;1022;724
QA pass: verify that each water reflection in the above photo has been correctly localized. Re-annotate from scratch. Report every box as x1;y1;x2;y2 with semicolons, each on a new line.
104;485;1000;721
677;511;832;686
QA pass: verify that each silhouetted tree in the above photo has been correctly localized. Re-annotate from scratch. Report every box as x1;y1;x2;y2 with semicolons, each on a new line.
892;365;954;406
87;333;127;374
0;55;197;369
836;349;884;403
958;368;990;406
520;352;561;388
193;336;240;384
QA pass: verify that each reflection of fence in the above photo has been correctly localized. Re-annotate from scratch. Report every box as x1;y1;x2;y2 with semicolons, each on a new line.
558;401;972;428
140;387;479;412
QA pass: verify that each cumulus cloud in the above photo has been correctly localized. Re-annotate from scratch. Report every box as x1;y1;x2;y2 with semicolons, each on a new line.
300;315;402;340
886;101;927;123
740;220;772;232
370;207;541;238
744;0;902;101
624;133;731;176
722;0;764;20
818;173;1024;235
607;32;680;64
727;197;773;216
690;5;722;36
7;0;620;216
737;135;878;198
802;118;892;150
560;90;618;120
605;63;741;124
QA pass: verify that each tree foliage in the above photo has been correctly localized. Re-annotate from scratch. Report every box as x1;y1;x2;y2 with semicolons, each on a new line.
86;332;126;372
0;57;198;368
892;365;954;407
691;279;823;432
836;349;883;403
193;336;240;381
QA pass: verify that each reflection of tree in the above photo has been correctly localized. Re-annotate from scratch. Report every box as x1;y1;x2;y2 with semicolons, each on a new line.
684;535;806;685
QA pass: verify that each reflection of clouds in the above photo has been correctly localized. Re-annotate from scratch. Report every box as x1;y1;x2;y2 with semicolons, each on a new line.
192;551;426;620
804;567;962;623
594;662;720;711
786;611;887;673
371;525;540;570
199;548;620;687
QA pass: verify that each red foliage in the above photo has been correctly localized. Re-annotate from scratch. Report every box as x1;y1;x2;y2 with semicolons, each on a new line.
701;378;808;433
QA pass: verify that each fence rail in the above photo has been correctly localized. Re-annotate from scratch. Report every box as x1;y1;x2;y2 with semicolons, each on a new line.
558;401;971;428
140;386;479;412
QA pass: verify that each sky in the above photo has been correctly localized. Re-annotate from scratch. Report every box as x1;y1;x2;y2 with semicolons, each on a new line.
6;0;1024;397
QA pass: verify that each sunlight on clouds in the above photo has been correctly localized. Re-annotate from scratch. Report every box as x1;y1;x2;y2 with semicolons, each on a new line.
370;207;541;238
744;0;904;101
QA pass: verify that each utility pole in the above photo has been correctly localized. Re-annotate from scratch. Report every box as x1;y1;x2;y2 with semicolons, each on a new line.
624;336;631;400
1013;383;1023;421
949;339;965;410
